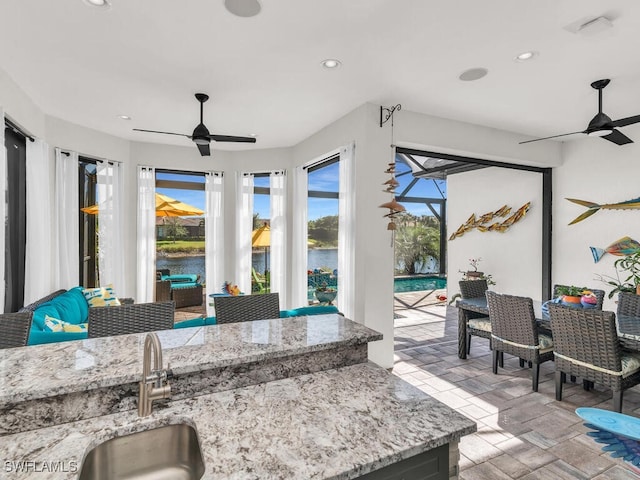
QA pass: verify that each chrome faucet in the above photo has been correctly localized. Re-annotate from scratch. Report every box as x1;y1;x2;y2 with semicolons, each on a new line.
138;332;171;417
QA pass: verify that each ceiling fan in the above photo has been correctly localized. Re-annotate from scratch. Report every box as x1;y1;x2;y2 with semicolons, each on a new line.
520;79;640;146
133;93;256;156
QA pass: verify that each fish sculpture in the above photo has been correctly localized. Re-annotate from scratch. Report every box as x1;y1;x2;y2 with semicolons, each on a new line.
590;236;640;263
449;202;530;240
566;197;640;225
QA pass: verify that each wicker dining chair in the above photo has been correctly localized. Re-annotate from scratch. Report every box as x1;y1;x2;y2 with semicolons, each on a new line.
214;293;280;324
88;301;175;338
486;291;554;392
617;292;640;318
552;284;605;309
0;311;33;349
549;304;640;413
459;279;491;354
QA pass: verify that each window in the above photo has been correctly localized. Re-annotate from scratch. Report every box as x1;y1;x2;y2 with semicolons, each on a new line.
307;156;339;303
252;173;271;292
155;170;205;287
78;158;97;287
3;125;26;312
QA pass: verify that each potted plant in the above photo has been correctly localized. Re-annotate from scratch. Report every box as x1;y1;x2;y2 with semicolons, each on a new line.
448;261;496;305
555;285;588;305
614;249;640;295
465;258;484;279
596;248;640;298
315;282;337;305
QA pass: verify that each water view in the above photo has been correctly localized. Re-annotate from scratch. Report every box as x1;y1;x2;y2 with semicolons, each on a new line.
156;248;339;283
157;248;445;293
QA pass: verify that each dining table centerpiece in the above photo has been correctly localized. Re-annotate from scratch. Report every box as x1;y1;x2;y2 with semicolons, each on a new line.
555;285;588;305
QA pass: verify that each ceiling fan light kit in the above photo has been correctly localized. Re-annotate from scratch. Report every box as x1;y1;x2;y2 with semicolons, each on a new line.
520;79;640;146
133;93;256;156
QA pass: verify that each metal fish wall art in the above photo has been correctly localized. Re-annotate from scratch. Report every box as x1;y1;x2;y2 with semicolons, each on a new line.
449;202;531;240
566;196;640;225
590;236;640;263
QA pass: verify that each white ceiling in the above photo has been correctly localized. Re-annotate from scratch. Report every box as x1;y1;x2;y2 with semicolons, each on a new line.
2;0;640;150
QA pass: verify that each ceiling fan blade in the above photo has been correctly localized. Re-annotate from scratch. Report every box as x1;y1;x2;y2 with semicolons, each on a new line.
519;131;585;145
209;134;257;143
602;129;633;145
197;143;211;156
611;115;640;128
133;128;190;138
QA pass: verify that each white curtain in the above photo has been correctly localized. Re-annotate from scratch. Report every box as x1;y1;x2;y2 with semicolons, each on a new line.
205;171;224;316
24;138;53;304
54;148;80;289
338;142;356;319
290;166;308;309
97;160;125;293
270;170;287;307
235;173;254;295
0;108;6;311
136;166;156;303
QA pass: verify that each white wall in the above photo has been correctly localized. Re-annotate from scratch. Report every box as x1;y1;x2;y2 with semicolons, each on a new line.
395;108;562;169
447;167;543;300
555;130;640;310
0;68;45;138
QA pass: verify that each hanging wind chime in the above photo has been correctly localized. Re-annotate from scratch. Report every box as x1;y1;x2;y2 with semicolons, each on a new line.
379;104;405;246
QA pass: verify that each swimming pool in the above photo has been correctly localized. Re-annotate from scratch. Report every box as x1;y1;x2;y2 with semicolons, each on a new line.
394;275;447;293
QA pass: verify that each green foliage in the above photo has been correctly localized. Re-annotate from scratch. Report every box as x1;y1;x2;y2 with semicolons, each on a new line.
163;218;188;243
308;215;339;247
596;248;640;298
394;222;440;275
253;213;263;230
555;285;587;297
614;249;640;287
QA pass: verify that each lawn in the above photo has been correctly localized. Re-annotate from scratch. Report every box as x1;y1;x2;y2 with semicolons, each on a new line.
157;240;205;254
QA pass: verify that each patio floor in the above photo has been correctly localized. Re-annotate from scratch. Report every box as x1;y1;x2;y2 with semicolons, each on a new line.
392;294;640;479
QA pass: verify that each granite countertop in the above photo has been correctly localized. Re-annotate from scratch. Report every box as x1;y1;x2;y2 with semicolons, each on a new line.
0;362;476;479
0;314;381;404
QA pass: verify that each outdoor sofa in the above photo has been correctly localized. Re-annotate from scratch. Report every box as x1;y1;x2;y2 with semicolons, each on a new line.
19;287;339;345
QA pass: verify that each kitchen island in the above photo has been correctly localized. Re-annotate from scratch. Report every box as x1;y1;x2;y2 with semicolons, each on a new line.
0;315;475;479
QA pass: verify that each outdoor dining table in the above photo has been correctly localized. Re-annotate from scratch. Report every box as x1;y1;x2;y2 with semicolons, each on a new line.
456;297;640;359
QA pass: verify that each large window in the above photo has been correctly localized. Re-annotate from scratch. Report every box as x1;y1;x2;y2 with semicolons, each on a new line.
307;156;339;303
155;170;205;286
78;158;97;287
251;174;271;293
3;125;26;312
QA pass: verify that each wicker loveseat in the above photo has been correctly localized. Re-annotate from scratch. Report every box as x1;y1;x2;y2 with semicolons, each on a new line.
20;288;175;345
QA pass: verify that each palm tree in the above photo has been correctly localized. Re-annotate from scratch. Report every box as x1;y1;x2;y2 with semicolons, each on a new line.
395;224;440;274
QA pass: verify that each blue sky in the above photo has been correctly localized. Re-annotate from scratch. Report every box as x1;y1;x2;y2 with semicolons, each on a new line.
155;160;445;221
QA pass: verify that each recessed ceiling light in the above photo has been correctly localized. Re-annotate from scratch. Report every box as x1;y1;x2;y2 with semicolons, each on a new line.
118;115;131;120
82;0;111;8
515;51;538;62
249;133;257;137
458;67;488;82
224;0;261;17
321;59;342;69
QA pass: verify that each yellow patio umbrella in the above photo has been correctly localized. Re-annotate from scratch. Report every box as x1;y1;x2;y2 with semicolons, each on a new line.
81;193;204;217
252;223;270;276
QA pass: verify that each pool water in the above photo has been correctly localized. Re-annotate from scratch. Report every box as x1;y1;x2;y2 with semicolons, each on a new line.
394;276;447;293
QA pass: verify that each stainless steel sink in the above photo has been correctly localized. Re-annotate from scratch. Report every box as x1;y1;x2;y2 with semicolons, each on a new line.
79;423;205;480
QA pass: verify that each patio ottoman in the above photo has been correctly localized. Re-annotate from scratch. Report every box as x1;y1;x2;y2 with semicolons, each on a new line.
171;283;203;308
